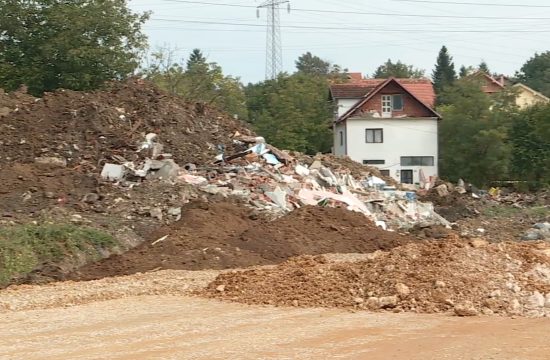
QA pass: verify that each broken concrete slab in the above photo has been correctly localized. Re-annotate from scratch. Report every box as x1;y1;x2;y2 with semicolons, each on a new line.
265;187;289;210
101;163;125;181
149;160;180;181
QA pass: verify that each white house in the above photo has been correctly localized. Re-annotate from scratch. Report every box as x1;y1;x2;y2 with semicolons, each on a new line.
330;76;441;184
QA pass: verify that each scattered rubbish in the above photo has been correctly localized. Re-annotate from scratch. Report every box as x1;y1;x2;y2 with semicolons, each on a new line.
151;235;169;246
265;187;289;211
365;176;386;188
294;164;310;177
180;174;208;185
262;153;281;166
34;156;67;168
435;184;449;197
150;208;163;221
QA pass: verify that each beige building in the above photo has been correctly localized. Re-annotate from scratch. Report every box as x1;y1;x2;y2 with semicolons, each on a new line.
471;71;549;109
512;83;550;109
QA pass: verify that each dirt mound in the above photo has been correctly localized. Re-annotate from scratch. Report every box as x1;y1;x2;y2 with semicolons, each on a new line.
0;87;35;117
0;78;253;167
204;240;550;318
418;192;479;222
69;203;413;281
0;163;98;217
237;206;409;262
0;78;254;224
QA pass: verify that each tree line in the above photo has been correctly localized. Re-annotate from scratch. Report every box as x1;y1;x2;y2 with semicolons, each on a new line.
0;0;548;187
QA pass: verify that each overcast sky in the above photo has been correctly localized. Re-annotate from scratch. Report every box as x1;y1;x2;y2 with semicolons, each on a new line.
130;0;550;83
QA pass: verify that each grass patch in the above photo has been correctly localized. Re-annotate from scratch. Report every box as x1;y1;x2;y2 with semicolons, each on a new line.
0;224;116;287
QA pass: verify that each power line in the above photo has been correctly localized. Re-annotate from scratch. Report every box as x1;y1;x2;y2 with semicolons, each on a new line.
257;1;289;80
151;18;550;32
391;0;550;8
155;0;550;20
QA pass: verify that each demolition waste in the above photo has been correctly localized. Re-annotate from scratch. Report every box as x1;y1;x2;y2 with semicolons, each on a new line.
0;79;548;318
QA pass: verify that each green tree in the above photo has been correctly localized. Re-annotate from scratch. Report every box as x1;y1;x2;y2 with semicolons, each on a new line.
145;48;247;120
438;79;513;185
373;59;425;78
510;104;550;185
516;51;550;97
187;49;207;69
432;46;457;103
295;52;331;76
459;65;475;78
246;73;333;154
145;48;186;96
295;52;348;82
478;61;490;74
0;0;149;96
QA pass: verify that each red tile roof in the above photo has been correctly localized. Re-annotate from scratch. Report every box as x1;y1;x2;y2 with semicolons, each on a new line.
330;78;436;108
335;78;441;123
346;72;363;81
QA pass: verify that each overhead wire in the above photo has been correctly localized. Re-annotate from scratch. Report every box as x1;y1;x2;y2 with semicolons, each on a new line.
137;0;548;75
150;18;550;33
390;0;550;8
153;0;550;20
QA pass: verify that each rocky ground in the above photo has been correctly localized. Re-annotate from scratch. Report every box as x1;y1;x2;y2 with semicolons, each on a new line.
205;238;550;318
1;277;550;360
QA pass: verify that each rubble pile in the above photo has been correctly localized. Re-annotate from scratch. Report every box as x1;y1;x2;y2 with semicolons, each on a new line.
1;79;429;231
292;152;397;186
68;204;414;281
0;78;254;167
418;191;479;223
204;239;550;318
171;133;450;230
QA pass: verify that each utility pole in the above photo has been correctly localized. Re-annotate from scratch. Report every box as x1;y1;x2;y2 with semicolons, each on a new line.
257;0;290;80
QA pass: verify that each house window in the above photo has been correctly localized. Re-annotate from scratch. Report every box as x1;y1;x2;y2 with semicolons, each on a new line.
339;131;344;146
380;170;390;177
381;94;404;115
392;94;404;111
366;128;383;143
363;160;385;165
400;156;435;166
382;95;392;115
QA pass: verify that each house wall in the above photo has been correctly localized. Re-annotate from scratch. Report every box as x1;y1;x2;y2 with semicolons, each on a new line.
516;88;549;109
481;82;503;94
356;82;434;118
345;117;439;184
337;98;360;117
333;122;347;156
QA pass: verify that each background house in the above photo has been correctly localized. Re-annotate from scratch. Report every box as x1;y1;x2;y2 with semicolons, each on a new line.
330;76;440;184
469;71;549;109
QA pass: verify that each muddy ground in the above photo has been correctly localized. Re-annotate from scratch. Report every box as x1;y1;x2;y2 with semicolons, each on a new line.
68;203;413;281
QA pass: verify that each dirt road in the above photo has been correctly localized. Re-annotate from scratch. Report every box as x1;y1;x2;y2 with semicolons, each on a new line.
1;294;550;360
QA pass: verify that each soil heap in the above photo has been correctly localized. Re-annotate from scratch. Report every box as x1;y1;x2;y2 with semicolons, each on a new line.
69;202;413;281
204;239;550;318
0;78;253;167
